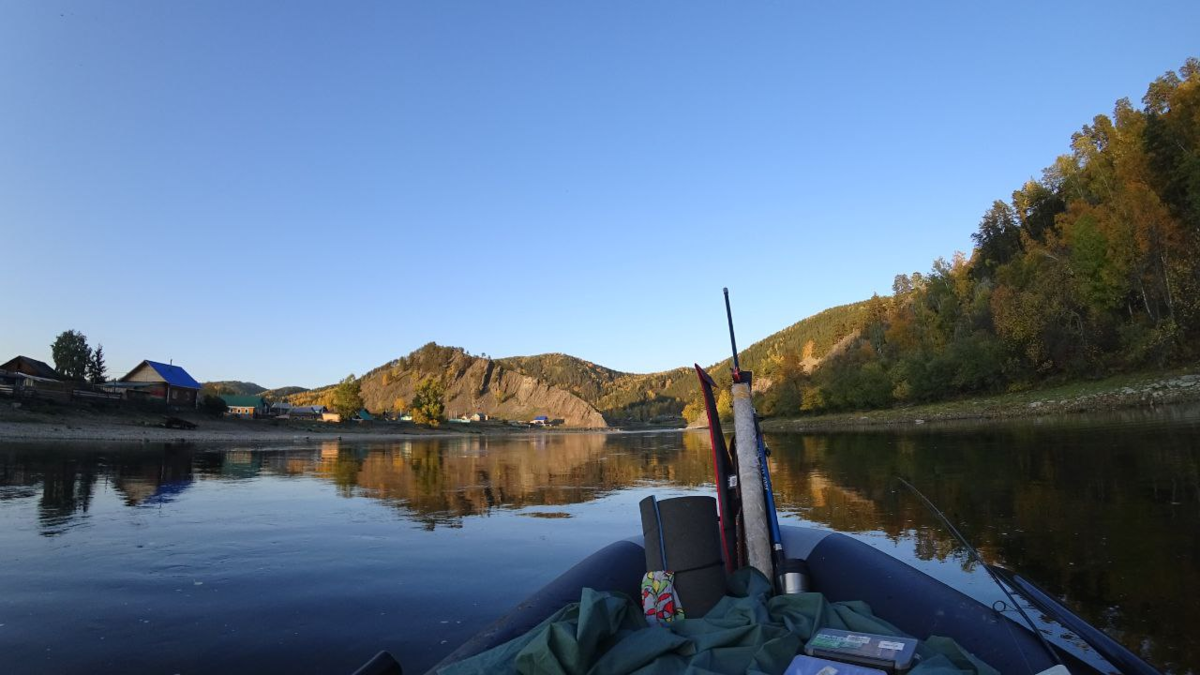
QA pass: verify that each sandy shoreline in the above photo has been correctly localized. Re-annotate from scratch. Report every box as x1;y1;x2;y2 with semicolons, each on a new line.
0;405;632;445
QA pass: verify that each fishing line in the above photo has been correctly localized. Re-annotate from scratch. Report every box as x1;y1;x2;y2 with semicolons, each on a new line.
895;476;1063;671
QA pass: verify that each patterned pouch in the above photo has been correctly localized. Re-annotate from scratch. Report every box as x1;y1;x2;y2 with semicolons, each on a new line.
640;570;685;625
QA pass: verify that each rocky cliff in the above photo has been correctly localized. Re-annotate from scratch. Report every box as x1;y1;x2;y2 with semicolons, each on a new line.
292;344;608;428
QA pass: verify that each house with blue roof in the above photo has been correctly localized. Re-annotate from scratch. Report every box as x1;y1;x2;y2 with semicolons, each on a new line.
118;360;202;407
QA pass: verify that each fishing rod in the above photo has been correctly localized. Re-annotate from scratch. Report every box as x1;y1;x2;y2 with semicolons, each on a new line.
895;477;1062;671
723;288;742;381
723;288;786;583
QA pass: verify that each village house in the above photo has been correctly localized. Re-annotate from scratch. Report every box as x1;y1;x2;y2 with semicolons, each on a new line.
269;401;294;417
469;412;488;422
221;395;268;418
117;360;202;407
286;405;326;420
0;356;62;380
0;355;69;399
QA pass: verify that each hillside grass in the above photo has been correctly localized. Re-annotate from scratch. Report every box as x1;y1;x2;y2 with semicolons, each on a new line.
761;362;1200;430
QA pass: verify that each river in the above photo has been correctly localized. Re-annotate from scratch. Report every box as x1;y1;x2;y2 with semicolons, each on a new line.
1;405;1197;674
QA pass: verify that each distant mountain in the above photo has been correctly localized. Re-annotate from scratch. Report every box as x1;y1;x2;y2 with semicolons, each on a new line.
200;381;308;400
284;301;873;427
261;385;308;399
201;380;266;396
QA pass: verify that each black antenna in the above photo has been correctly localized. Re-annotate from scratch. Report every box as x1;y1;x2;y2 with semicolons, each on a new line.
895;477;1062;670
723;288;741;378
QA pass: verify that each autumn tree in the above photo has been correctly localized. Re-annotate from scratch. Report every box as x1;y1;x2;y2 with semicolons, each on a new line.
331;374;363;420
411;377;445;427
715;388;733;423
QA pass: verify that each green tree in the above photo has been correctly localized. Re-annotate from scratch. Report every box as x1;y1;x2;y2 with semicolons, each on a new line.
331;374;363;420
200;394;228;416
411;377;445;427
50;330;91;381
87;344;107;384
971;201;1021;276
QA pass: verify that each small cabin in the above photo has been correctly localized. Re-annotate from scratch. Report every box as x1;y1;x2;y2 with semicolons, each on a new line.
221;395;269;418
531;415;549;426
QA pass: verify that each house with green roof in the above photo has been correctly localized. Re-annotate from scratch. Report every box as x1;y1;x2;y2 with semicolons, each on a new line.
220;394;268;418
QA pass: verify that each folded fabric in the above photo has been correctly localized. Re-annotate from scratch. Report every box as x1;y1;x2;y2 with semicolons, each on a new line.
438;568;999;675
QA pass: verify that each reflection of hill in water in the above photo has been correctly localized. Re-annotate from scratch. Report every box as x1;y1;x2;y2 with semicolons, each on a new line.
311;434;717;527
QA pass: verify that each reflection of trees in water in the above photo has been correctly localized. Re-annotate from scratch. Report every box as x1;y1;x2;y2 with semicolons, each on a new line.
0;445;199;536
765;428;1200;672
37;456;98;536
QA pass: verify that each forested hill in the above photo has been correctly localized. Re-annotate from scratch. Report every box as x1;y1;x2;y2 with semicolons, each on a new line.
753;58;1200;419
285;298;872;427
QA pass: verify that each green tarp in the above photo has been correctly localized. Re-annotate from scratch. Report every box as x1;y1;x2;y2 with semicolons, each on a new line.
438;568;999;675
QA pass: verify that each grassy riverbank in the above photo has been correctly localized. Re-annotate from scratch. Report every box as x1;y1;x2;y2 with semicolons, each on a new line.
761;365;1200;432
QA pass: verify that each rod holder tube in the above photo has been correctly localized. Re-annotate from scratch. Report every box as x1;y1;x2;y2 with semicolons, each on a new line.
732;382;772;578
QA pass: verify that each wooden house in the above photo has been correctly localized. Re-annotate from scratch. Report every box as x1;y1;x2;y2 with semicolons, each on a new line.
118;360;202;407
0;356;63;380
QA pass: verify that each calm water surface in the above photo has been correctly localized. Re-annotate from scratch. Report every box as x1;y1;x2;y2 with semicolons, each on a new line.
1;406;1198;674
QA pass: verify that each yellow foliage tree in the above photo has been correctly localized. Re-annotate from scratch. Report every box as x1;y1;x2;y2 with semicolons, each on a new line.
715;389;733;423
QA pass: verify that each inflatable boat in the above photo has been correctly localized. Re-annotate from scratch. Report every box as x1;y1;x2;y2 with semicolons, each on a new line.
352;522;1159;674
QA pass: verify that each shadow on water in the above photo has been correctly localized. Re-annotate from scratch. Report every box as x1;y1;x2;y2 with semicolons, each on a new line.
0;405;1197;673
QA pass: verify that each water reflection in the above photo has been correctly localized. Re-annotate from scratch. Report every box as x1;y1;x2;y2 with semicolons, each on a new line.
1;412;1198;671
763;421;1200;673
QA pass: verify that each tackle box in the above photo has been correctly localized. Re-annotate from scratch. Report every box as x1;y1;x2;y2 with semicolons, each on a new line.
802;628;919;673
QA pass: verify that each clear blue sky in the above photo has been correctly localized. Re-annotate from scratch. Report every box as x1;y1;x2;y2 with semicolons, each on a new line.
2;1;1197;388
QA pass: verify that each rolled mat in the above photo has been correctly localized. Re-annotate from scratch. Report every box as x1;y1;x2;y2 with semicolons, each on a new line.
639;495;728;617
